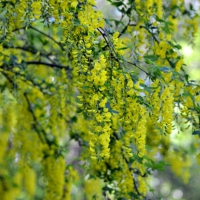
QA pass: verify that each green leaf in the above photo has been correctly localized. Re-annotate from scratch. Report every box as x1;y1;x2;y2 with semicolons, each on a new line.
182;92;191;97
192;130;200;138
82;86;90;90
174;44;182;50
143;156;170;171
103;186;114;194
106;102;119;114
140;83;158;93
128;192;138;198
155;16;165;22
167;41;182;49
118;47;128;50
110;109;119;114
104;18;113;26
111;1;124;7
107;19;125;26
144;55;158;62
166;21;174;26
118;197;128;200
150;188;155;193
1;1;15;8
160;67;170;72
71;116;77;122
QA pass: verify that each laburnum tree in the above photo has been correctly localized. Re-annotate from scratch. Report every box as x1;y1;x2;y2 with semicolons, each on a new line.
0;0;200;199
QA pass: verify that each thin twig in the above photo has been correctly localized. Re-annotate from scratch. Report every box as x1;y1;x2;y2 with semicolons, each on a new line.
118;1;134;37
119;17;130;37
97;28;116;56
124;60;155;77
116;12;126;29
12;26;27;32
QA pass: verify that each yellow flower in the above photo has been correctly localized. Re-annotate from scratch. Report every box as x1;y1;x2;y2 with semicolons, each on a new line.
99;97;107;108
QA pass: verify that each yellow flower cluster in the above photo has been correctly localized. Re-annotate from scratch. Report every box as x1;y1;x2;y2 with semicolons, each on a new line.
167;151;191;184
87;55;112;160
184;16;199;39
84;178;102;200
31;1;41;20
43;156;65;200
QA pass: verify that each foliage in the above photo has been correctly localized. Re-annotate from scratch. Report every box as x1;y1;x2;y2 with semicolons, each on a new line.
0;0;200;199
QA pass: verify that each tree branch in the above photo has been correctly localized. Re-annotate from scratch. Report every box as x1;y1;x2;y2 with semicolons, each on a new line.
24;92;46;144
119;17;130;37
12;26;64;51
3;45;56;64
30;26;64;51
97;28;116;56
26;61;70;70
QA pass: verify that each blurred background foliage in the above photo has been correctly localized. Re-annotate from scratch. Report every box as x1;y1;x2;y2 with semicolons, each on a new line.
181;30;200;81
